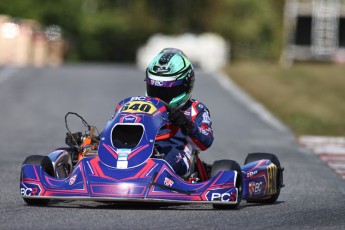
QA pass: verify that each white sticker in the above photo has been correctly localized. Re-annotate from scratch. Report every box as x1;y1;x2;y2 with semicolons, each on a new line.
117;160;128;169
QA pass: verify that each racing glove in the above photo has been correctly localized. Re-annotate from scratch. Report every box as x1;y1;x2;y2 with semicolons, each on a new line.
168;108;194;135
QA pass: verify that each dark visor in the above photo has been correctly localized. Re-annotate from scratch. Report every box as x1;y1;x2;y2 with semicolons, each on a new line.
147;83;187;104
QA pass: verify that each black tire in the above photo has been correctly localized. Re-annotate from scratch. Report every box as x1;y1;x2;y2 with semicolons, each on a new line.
21;155;54;205
210;160;243;210
244;152;282;204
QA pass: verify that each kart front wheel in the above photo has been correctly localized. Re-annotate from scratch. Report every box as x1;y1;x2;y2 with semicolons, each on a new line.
210;160;243;210
244;152;284;204
21;155;54;205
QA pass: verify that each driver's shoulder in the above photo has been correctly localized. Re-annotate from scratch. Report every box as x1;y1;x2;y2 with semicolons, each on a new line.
183;99;210;115
190;99;209;110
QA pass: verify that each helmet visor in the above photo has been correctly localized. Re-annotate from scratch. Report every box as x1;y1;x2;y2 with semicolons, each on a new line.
147;83;188;104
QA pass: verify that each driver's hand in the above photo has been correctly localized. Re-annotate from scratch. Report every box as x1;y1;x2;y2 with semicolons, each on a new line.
168;109;194;135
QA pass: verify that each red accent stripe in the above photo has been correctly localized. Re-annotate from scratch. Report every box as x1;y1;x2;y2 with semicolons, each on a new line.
125;159;157;180
89;157;117;181
249;160;267;171
191;101;201;121
155;133;171;141
155;125;179;141
103;143;118;159
128;144;149;160
195;152;208;181
190;136;207;151
115;104;121;111
33;165;39;180
158;106;166;113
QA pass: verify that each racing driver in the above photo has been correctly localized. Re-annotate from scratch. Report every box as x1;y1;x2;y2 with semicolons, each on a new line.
65;48;213;177
144;48;214;177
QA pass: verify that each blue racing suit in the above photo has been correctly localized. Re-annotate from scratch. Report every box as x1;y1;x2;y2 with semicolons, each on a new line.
155;99;214;176
114;98;214;176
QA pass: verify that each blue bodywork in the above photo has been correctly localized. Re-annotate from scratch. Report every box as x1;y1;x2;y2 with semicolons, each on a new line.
20;96;278;205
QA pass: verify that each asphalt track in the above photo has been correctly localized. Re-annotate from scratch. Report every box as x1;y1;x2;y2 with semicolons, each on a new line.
0;64;344;229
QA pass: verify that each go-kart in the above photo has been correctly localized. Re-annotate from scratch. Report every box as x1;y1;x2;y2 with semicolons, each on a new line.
20;96;284;209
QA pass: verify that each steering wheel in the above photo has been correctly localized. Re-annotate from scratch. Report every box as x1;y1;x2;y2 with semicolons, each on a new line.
155;99;180;141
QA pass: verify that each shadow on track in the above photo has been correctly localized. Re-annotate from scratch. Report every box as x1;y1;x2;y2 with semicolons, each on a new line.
26;200;285;211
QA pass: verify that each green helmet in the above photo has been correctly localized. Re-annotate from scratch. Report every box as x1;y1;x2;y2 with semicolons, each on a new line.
146;48;195;108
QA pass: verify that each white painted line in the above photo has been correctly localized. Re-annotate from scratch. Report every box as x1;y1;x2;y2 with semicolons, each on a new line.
299;136;345;145
320;155;345;162
299;136;345;154
0;66;19;84
335;169;345;174
328;162;345;169
212;71;288;132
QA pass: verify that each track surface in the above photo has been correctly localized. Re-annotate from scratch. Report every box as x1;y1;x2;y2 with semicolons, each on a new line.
0;64;344;229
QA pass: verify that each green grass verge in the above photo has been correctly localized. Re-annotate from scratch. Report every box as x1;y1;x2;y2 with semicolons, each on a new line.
225;61;345;136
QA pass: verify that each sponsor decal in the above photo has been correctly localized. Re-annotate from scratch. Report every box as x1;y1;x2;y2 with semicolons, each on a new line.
183;109;191;116
255;182;263;193
249;181;255;193
210;192;236;202
249;181;263;196
175;153;183;163
267;163;278;194
117;149;131;169
156;81;163;86
247;170;258;178
122;115;137;123
20;183;42;196
69;174;77;185
117;161;128;169
156;66;170;73
150;80;163;86
202;111;211;124
198;124;212;136
117;149;130;161
205;189;237;202
164;177;174;187
130;96;147;101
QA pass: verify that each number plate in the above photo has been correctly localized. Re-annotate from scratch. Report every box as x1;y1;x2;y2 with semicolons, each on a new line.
121;101;157;114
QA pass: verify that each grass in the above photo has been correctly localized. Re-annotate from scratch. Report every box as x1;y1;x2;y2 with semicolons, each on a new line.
225;61;345;136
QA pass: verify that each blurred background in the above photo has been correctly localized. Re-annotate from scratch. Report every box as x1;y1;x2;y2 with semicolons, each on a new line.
0;0;345;137
0;0;284;65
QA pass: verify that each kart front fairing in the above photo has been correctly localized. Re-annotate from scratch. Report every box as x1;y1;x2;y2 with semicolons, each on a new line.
98;96;168;169
20;96;240;204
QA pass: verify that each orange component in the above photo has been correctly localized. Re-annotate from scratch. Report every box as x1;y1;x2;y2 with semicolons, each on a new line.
82;137;91;148
77;152;83;161
77;136;92;161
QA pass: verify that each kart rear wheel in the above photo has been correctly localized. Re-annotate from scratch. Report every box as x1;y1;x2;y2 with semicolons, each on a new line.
21;155;54;205
210;160;242;210
244;152;283;204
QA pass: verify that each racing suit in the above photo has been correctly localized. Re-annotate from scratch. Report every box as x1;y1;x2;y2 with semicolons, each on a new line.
156;99;214;176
